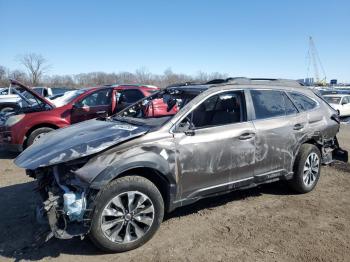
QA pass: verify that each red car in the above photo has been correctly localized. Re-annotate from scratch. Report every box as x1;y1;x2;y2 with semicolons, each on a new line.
0;80;172;152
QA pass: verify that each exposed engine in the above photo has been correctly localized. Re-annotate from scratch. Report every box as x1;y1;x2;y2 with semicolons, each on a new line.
28;163;94;240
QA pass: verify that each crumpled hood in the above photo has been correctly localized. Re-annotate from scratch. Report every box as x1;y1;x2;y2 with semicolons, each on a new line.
14;119;149;169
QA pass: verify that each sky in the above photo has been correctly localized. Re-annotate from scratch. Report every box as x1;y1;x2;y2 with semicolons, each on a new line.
0;0;349;82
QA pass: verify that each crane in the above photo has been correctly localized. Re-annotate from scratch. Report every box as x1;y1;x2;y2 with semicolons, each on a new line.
306;36;327;86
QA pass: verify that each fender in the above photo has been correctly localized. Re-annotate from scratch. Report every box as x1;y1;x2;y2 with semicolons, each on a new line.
75;149;177;190
80;149;179;211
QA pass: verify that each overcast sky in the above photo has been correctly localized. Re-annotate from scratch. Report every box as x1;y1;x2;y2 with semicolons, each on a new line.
1;0;349;82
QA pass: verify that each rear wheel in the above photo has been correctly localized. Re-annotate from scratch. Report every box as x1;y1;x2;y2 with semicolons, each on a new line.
26;127;54;147
89;176;164;253
289;144;321;193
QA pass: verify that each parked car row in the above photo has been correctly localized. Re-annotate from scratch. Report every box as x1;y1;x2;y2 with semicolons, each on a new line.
322;94;350;117
13;77;347;253
0;79;172;151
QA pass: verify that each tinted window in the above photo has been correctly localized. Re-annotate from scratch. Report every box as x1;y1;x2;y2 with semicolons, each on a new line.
80;89;111;107
283;93;298;115
251;90;291;119
120;89;145;103
182;91;245;129
289;92;317;111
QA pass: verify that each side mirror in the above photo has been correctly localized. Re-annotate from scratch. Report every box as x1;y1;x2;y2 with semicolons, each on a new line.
341;101;348;105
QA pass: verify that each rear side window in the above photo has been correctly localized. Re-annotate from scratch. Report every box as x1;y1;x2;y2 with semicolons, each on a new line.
120;89;145;103
251;90;297;119
283;92;298;115
289;92;317;111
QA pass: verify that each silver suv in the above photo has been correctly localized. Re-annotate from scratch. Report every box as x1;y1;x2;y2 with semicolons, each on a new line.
15;78;345;252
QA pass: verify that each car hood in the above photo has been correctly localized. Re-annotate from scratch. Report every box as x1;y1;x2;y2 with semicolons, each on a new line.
10;79;55;108
328;103;340;109
14;119;149;169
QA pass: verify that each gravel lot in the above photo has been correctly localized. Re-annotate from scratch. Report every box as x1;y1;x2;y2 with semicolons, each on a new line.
0;126;349;262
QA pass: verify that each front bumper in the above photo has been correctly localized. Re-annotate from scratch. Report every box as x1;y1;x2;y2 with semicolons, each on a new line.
0;131;23;152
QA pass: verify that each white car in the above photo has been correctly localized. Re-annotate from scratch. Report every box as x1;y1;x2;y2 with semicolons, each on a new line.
323;94;350;117
0;85;55;112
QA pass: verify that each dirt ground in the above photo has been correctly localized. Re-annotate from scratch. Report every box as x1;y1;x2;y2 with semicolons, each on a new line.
0;126;349;262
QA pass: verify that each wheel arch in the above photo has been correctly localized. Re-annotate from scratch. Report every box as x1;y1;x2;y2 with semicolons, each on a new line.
88;154;178;213
115;166;174;212
292;137;323;170
24;123;60;147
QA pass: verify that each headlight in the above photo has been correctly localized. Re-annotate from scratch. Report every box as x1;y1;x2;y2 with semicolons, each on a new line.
5;114;25;127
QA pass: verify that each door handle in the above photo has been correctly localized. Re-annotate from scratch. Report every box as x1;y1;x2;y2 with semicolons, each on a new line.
293;123;304;130
239;132;255;140
96;110;107;114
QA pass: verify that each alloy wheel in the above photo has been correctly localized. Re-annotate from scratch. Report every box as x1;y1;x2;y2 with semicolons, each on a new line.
100;191;155;243
303;152;320;187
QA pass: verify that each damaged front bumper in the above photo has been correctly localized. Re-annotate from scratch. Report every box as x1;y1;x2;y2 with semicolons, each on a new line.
29;164;95;240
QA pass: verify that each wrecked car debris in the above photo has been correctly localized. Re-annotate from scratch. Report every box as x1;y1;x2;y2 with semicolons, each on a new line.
14;78;348;253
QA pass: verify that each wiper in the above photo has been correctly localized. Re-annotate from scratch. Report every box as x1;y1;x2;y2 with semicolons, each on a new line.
113;116;143;126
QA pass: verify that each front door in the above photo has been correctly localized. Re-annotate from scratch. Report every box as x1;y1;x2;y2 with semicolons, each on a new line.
173;90;256;199
71;89;112;124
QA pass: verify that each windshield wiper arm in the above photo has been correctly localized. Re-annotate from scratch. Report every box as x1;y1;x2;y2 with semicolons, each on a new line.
114;116;143;126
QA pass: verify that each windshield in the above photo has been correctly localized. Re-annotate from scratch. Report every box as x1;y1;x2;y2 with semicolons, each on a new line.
113;89;197;126
324;96;341;104
50;89;86;107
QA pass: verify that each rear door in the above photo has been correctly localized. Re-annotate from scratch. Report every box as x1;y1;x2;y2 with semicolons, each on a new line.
250;89;301;178
71;89;112;123
174;90;256;199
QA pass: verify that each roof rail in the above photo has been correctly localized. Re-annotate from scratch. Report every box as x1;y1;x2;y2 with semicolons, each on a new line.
167;77;304;89
167;81;202;88
206;77;303;87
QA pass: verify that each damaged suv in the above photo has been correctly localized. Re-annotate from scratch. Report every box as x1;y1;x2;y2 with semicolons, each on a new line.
15;78;346;252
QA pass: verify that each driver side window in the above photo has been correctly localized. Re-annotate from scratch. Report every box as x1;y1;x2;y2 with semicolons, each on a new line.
179;90;246;130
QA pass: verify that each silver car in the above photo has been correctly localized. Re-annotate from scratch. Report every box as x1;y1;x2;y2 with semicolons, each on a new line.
15;78;346;252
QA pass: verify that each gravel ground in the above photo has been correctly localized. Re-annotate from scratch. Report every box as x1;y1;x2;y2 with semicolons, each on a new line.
0;126;349;262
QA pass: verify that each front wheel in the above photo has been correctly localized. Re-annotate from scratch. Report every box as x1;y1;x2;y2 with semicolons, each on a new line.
26;127;54;147
289;144;321;193
89;176;164;253
0;106;16;113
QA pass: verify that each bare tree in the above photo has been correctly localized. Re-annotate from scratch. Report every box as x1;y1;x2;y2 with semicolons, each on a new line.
18;53;50;86
8;69;28;84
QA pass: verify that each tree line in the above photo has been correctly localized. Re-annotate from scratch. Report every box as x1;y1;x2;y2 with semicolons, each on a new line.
0;53;228;89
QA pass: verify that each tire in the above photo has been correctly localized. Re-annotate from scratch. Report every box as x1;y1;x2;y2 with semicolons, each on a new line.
89;176;164;253
0;106;16;113
289;144;321;193
27;127;54;147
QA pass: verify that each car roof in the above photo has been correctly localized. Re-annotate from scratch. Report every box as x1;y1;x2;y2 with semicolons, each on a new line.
104;84;160;90
166;77;306;94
